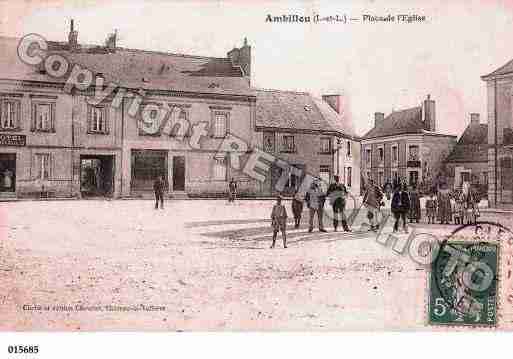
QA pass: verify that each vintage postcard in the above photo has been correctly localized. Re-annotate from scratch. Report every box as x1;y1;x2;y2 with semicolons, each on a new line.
1;0;513;337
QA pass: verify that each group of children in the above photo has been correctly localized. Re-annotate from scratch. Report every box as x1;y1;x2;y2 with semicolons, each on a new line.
424;188;480;225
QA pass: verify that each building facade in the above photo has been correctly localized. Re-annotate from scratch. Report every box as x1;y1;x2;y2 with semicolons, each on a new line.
482;59;513;207
361;95;456;191
0;24;259;199
445;113;488;193
0;22;359;199
255;90;360;197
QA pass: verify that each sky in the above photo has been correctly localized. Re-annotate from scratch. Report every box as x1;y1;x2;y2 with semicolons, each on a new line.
1;0;513;137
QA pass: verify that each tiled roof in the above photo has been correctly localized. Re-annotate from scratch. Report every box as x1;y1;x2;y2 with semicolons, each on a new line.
482;59;513;79
362;106;425;139
446;123;488;163
0;36;253;97
255;89;356;137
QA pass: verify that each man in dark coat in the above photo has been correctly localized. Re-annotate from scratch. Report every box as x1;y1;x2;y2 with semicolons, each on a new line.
363;178;384;232
391;183;410;233
153;175;165;209
291;188;304;229
305;181;327;233
228;178;237;202
327;175;351;232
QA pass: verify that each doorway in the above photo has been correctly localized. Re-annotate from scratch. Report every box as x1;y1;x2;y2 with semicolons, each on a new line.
0;153;16;193
131;150;168;192
172;156;185;191
80;155;114;197
409;170;419;187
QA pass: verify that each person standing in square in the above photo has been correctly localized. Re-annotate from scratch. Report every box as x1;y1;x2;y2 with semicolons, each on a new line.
228;178;237;203
291;188;304;229
270;195;288;248
153;175;165;210
305;181;327;233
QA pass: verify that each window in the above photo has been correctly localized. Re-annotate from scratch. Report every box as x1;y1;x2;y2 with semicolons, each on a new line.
347;167;352;187
320;137;331;153
409;145;419;161
346;141;352;157
213;158;227;180
282;135;295;152
36;153;50;180
264;132;275;152
378;147;384;162
392;145;398;163
169;109;191;137
378;171;384;187
0;99;21;130
366;148;372;165
482;171;488;186
32;102;55;132
287;171;298;189
88;106;108;134
212;111;228;138
319;165;330;192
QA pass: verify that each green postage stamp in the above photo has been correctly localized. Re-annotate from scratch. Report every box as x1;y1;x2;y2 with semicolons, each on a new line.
429;239;498;326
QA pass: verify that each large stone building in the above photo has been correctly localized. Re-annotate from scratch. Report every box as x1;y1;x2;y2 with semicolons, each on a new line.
0;22;256;199
0;21;358;199
482;59;513;207
255;90;360;196
361;95;456;190
445;113;488;193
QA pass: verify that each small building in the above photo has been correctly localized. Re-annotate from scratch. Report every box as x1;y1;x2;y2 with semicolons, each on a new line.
361;95;457;192
445;113;488;193
255;90;361;196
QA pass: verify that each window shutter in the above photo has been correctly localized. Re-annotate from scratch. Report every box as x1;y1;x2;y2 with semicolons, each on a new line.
30;103;35;131
16;101;21;129
87;105;91;133
103;107;108;134
209;111;214;137
50;103;55;132
225;112;230;137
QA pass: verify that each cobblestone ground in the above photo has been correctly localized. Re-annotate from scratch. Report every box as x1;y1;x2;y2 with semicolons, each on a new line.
0;200;511;331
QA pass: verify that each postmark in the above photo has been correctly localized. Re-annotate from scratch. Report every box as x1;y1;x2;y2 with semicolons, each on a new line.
427;222;507;327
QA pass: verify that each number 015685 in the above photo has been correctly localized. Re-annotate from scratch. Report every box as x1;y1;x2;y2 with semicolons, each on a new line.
7;345;39;354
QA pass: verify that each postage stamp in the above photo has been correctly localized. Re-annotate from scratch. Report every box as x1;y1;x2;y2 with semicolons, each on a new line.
428;222;507;327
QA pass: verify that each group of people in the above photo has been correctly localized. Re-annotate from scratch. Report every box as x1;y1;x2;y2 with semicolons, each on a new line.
363;178;480;234
270;175;351;248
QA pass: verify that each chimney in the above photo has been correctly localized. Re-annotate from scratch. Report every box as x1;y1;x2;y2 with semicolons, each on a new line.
227;38;251;83
322;94;342;114
374;112;385;127
105;30;117;53
470;113;480;126
68;19;78;52
423;94;436;132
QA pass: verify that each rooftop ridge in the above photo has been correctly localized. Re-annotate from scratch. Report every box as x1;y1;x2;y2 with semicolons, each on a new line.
389;105;421;114
0;36;230;61
255;88;309;95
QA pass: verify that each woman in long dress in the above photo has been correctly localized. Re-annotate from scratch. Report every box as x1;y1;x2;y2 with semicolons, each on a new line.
437;187;452;224
408;185;421;223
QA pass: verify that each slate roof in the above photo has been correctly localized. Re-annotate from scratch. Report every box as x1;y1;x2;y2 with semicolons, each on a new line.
362;106;426;139
482;59;513;79
446;123;488;163
255;89;356;138
0;36;253;97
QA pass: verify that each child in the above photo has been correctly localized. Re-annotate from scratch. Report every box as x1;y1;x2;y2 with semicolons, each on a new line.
453;198;463;225
271;195;288;248
425;193;437;224
291;189;304;229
